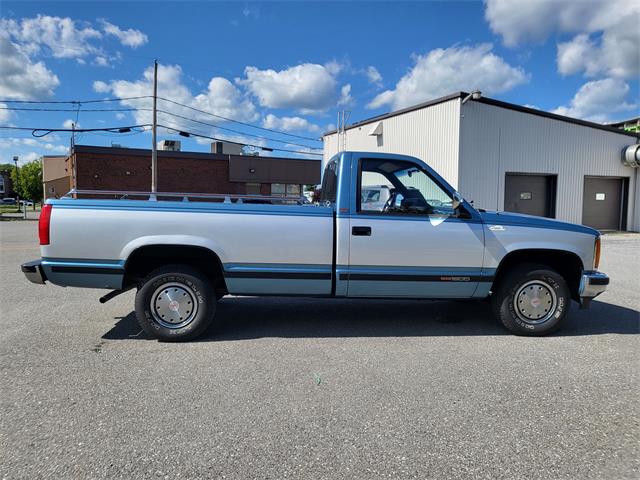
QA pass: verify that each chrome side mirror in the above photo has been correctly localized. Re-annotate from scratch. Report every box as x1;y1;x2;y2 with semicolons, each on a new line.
451;192;463;210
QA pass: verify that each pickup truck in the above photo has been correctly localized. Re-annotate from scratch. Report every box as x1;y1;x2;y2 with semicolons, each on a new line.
22;151;609;341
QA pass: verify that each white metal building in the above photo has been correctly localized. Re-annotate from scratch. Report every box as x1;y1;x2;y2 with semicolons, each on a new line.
323;92;640;231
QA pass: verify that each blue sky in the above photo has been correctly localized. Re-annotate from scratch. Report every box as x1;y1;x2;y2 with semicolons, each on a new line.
1;0;638;164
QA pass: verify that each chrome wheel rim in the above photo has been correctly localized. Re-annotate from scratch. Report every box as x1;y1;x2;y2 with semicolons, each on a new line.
151;282;198;329
513;280;557;325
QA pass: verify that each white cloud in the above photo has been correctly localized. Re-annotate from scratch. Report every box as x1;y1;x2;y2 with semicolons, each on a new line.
1;15;101;58
262;114;320;133
485;0;640;78
100;20;148;48
0;15;149;65
0;33;60;99
92;80;110;93
365;66;383;86
338;84;353;107
238;63;346;114
94;55;109;67
552;78;637;123
115;112;126;120
94;64;258;134
0;103;10;123
62;119;80;129
19;152;41;164
368;44;528;110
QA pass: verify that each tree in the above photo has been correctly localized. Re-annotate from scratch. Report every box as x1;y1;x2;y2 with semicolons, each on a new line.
11;160;43;202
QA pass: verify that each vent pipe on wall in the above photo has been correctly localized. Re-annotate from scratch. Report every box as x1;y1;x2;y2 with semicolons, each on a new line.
622;144;640;168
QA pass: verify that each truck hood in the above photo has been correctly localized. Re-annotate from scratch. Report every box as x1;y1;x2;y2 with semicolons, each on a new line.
479;210;599;236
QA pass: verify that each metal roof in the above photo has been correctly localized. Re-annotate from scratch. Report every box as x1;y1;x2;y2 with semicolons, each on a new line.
323;91;639;139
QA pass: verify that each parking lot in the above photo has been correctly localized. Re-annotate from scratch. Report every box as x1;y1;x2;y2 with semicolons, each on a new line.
1;220;638;479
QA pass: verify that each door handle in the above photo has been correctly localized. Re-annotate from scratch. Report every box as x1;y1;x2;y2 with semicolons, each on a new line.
352;226;372;236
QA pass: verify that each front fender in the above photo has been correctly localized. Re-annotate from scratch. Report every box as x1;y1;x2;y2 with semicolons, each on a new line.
483;225;595;270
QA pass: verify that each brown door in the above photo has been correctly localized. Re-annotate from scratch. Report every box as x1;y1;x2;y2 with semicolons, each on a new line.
504;174;555;218
582;177;623;230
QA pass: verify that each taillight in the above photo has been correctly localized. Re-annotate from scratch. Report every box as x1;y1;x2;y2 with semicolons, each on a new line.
593;236;601;270
39;204;52;245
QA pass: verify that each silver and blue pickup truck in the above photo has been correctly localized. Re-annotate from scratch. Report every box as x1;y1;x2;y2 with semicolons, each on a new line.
22;151;609;341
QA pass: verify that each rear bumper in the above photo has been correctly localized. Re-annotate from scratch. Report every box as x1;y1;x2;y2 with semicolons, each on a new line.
21;260;47;285
578;271;609;307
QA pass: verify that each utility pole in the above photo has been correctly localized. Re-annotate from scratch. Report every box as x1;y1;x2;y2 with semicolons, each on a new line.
151;59;158;195
12;156;20;212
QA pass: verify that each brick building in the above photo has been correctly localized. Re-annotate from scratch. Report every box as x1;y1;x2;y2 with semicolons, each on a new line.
0;168;15;199
42;155;71;199
49;144;320;197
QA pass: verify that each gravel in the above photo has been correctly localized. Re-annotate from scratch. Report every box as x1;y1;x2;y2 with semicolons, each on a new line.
1;222;638;479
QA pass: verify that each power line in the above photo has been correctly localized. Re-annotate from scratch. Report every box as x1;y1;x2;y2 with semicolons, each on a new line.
158;97;322;143
1;95;324;144
0;96;153;104
0;125;152;137
0;123;321;156
158;124;322;157
156;109;322;150
0;106;150;113
2;105;320;149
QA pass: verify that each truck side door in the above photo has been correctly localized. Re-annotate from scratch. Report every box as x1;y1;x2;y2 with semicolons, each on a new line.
345;155;487;298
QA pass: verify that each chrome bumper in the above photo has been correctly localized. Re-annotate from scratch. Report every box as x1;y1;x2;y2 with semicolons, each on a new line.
21;260;47;285
578;271;609;308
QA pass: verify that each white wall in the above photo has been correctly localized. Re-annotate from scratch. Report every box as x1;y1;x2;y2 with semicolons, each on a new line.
323;98;461;187
459;102;638;230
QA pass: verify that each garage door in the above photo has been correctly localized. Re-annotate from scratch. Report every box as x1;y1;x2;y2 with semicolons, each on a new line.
582;177;624;230
504;174;556;218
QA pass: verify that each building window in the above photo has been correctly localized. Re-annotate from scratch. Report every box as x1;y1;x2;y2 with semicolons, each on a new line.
271;183;285;196
286;184;301;197
245;183;261;195
0;176;4;194
271;183;301;197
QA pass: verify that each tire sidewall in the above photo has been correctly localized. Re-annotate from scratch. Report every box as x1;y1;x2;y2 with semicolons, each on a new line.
498;268;570;335
135;268;214;341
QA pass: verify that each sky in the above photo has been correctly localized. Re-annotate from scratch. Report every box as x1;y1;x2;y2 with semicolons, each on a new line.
1;0;639;165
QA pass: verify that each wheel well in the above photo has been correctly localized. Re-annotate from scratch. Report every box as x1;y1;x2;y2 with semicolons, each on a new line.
493;249;583;301
124;245;227;294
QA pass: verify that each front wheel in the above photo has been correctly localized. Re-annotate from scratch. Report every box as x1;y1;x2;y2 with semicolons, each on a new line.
492;264;571;336
134;265;216;341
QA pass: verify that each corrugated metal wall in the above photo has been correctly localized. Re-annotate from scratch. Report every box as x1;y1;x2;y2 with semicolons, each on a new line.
459;102;638;230
323;99;461;187
323;98;639;231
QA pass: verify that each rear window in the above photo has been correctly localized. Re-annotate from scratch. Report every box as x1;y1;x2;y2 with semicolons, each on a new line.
319;159;338;204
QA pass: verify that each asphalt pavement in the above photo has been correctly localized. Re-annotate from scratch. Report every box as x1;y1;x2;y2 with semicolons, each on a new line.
1;221;638;479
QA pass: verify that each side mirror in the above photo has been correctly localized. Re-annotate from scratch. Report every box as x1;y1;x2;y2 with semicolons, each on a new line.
451;192;463;210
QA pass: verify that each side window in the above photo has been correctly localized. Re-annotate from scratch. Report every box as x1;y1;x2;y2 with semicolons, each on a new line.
359;158;456;215
319;159;338;204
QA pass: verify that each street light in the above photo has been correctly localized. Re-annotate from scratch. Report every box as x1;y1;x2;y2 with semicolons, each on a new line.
462;90;482;105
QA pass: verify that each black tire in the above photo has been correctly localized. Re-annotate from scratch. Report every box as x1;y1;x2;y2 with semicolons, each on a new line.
134;265;216;341
492;263;571;336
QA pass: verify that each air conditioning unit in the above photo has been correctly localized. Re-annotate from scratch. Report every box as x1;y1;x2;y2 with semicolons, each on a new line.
158;140;181;151
211;141;243;155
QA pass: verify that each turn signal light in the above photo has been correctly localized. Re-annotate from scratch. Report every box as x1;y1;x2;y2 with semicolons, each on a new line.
39;204;52;245
594;236;601;270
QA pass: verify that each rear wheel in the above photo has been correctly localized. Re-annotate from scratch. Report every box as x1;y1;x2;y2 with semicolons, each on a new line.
492;264;571;336
134;265;216;341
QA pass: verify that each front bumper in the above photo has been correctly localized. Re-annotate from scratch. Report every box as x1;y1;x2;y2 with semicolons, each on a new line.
578;271;609;307
21;260;47;285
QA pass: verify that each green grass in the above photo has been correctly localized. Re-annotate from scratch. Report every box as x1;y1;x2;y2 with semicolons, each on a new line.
0;203;42;214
